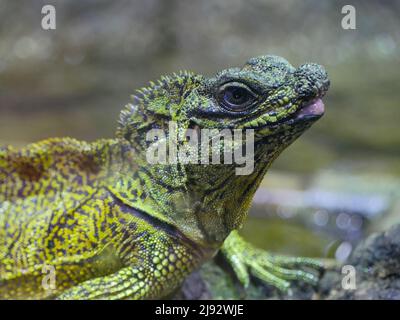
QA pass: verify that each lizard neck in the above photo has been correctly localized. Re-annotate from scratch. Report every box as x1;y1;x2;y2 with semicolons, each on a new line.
107;138;276;248
108;114;308;249
103;139;209;247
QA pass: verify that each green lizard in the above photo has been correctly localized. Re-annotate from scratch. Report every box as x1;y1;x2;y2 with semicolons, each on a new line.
0;55;329;299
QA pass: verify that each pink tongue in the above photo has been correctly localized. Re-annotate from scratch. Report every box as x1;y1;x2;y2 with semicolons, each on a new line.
296;99;325;118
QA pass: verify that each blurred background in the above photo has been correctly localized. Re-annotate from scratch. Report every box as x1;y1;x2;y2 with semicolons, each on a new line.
0;0;399;261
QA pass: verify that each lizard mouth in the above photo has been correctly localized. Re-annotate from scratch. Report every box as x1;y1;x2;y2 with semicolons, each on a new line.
294;98;325;121
253;98;325;141
255;98;325;130
274;98;325;126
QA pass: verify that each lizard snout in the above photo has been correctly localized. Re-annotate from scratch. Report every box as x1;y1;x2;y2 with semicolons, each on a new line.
294;63;330;100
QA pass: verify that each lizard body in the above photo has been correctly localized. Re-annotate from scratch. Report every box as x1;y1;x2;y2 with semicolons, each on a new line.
0;55;329;299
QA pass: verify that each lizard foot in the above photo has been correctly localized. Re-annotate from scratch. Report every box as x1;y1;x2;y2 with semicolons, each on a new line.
221;231;324;293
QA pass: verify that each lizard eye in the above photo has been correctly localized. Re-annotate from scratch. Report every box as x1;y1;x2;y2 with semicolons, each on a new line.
217;82;258;112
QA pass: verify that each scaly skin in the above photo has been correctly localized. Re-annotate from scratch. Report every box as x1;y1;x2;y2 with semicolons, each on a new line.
0;55;329;299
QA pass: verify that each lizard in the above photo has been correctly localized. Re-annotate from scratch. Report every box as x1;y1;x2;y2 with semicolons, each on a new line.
0;55;330;299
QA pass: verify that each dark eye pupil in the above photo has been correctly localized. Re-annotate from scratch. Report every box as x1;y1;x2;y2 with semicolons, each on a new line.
233;90;243;100
217;83;257;112
224;87;250;106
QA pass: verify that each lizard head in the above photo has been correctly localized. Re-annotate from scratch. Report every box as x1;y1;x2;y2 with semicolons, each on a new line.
193;55;329;135
117;55;329;245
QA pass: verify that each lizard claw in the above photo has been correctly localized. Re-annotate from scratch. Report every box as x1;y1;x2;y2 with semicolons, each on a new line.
221;231;324;293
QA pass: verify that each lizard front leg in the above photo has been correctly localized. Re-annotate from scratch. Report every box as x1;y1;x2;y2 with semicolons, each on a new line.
57;235;201;300
221;230;324;292
57;265;159;300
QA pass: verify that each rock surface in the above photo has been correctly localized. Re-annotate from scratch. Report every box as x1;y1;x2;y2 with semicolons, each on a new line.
175;224;400;300
323;223;400;300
